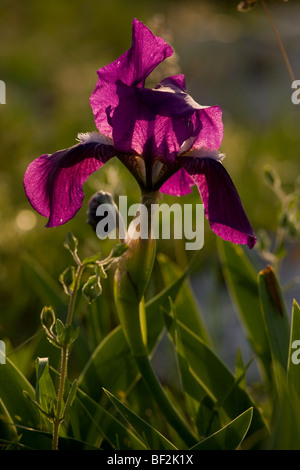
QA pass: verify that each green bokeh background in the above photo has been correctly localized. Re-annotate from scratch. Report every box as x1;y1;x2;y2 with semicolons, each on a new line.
0;0;299;370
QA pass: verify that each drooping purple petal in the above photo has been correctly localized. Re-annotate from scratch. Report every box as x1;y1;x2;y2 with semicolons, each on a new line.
90;18;173;137
23;133;115;227
159;168;194;196
180;157;256;248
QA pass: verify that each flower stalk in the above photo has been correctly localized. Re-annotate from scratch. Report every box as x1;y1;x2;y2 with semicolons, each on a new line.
261;0;296;83
51;262;84;450
114;192;198;447
114;192;158;357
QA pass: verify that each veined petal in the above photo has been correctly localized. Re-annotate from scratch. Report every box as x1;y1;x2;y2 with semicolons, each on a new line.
90;18;173;137
23;133;115;227
180;157;256;248
135;75;203;118
189;106;224;151
112;81;189;161
159;168;194;196
147;76;224;151
112;74;224;163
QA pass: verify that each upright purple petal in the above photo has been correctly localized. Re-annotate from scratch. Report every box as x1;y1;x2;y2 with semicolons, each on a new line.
90;19;173;137
23;133;115;227
149;76;224;152
111;81;190;161
111;74;224;164
180;157;256;248
112;76;211;162
135;75;197;118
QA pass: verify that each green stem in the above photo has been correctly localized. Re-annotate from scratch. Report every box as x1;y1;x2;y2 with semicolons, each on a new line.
114;192;197;447
52;263;84;450
52;346;68;450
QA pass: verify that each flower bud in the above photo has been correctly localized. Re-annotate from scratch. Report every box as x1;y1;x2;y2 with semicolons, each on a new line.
87;190;124;237
41;306;56;331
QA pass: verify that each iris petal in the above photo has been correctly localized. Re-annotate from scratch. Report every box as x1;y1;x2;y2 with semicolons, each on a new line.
159;168;194;196
189;106;224;151
112;81;189;161
23;136;115;227
90;18;173;137
181;157;256;248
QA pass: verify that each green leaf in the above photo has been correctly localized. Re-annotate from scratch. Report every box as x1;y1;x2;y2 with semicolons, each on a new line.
55;319;80;347
190;408;253;450
267;362;300;449
157;253;209;343
104;388;177;450
258;266;290;378
74;388;147;450
78;325;136;401
82;251;103;266
235;348;250;391
287;300;300;395
63;380;78;418
0;398;19;441
35;357;57;424
5;426;100;450
22;253;67;312
145;252;201;353
171;318;267;441
78;253;199;401
218;239;272;381
0;357;40;430
55;318;65;338
110;243;128;258
164;299;210;433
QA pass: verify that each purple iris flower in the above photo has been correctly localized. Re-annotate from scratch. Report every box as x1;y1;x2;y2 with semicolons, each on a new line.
24;19;256;249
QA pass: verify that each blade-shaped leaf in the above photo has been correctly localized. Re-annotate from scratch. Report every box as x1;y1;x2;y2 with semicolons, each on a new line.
218;239;272;381
172;318;267;440
78;253;200;401
0;357;40;429
190;407;253;450
267;362;300;450
34;357;57;432
164;300;211;435
35;357;56;407
74;388;147;450
0;398;19;441
64;379;78;418
104;388;177;450
21;253;67;312
258;266;290;376
13;426;100;450
287;300;300;395
157;253;209;343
